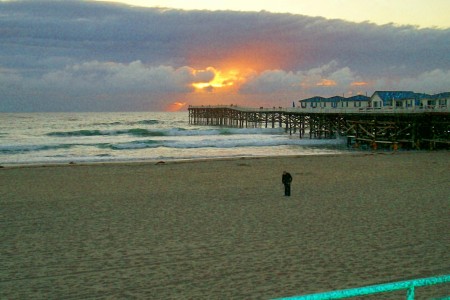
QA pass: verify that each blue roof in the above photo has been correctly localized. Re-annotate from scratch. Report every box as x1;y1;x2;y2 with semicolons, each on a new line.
328;96;345;102
430;92;450;99
372;91;432;105
348;95;370;101
300;95;369;103
299;96;325;103
373;91;417;101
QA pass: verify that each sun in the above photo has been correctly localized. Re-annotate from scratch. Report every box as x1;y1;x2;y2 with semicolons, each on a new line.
192;72;232;89
192;67;251;92
192;67;235;90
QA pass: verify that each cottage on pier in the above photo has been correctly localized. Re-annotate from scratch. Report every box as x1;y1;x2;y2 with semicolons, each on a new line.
299;95;370;109
369;91;430;109
420;92;450;109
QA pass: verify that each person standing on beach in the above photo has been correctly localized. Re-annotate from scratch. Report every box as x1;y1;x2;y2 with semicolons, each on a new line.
282;171;293;196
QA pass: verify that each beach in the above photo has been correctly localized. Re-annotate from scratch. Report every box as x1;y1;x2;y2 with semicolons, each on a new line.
1;152;449;299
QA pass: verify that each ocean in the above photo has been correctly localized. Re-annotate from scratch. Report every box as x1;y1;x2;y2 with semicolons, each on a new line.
0;112;348;165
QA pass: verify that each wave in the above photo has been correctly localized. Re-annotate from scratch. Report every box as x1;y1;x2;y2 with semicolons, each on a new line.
92;119;160;126
92;121;123;126
0;143;76;154
47;128;165;137
47;130;106;137
165;137;345;149
105;137;345;150
106;140;161;150
135;119;159;125
46;127;284;138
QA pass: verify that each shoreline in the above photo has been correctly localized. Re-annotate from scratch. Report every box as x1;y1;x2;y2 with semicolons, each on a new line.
0;149;444;169
0;151;353;169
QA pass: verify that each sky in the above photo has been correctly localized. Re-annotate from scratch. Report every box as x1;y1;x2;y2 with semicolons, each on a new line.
96;0;450;29
1;0;450;112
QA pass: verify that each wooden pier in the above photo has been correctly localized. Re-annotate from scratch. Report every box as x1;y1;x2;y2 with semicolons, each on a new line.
188;105;450;149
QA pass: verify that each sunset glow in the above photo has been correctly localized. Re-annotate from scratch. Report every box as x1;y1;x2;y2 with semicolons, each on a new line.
192;68;232;90
351;81;368;86
167;101;187;112
192;67;248;92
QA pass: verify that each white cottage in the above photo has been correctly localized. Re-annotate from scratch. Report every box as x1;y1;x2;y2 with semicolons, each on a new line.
369;91;418;108
419;92;450;109
299;95;370;109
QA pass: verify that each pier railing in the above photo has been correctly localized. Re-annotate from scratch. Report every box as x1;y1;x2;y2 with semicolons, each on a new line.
273;274;450;300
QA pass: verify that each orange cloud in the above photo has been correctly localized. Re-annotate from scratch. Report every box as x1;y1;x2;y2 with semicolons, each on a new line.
351;81;368;86
316;79;337;86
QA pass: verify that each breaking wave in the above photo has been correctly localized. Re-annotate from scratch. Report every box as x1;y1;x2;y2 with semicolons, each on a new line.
0;143;76;153
104;137;345;150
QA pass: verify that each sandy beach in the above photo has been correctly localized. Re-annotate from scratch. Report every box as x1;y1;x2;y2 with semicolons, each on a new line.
1;152;449;299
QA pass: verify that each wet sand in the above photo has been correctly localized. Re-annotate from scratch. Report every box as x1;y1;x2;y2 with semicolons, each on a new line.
1;152;449;299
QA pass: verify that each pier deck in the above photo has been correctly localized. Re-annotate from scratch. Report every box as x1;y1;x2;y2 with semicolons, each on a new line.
188;105;450;149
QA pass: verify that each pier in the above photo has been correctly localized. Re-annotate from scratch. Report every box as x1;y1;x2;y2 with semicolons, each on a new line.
188;105;450;149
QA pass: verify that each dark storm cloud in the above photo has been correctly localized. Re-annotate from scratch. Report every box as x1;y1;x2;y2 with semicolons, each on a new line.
1;0;449;111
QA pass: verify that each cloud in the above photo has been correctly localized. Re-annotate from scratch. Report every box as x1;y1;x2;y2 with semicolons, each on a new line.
239;70;300;94
1;60;211;111
239;61;365;96
374;69;450;93
1;0;450;111
40;61;200;93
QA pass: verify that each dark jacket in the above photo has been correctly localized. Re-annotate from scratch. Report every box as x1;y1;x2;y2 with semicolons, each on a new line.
282;173;293;185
